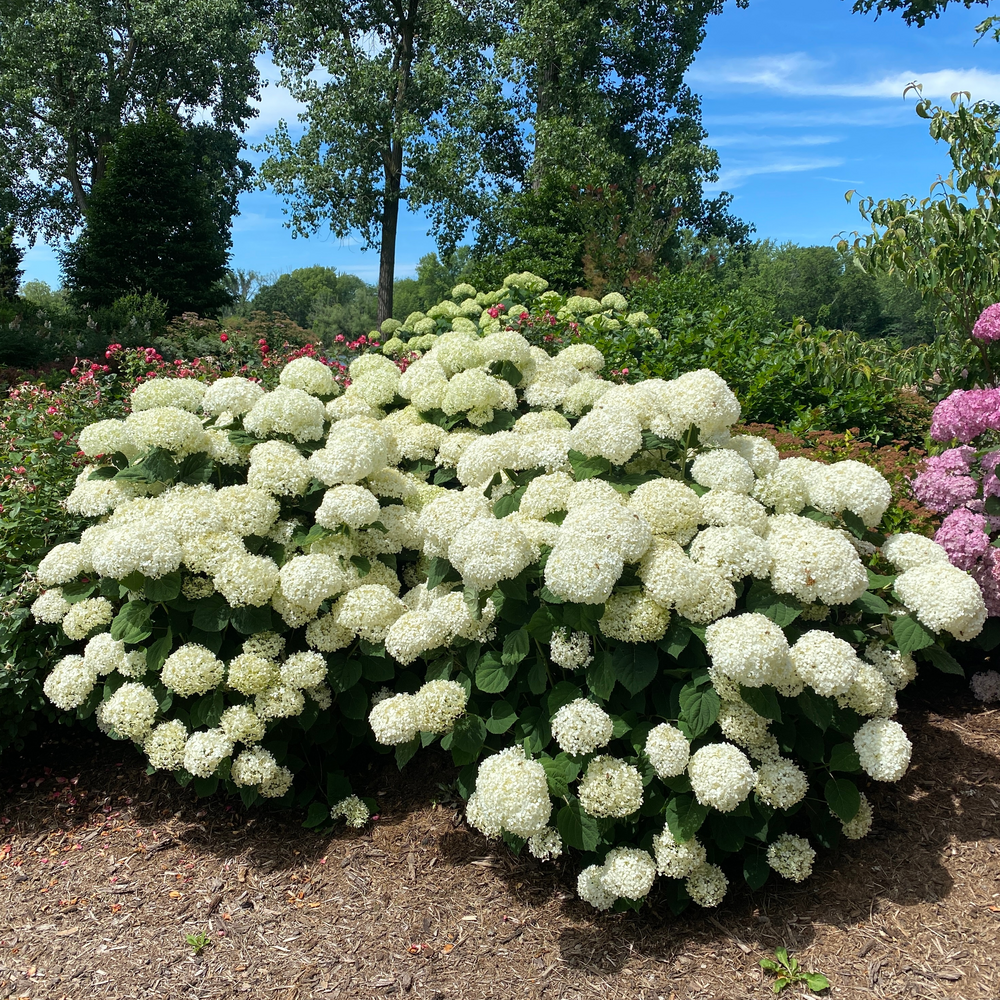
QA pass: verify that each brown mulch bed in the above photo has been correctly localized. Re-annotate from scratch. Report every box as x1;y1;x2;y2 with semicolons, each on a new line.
1;686;998;1000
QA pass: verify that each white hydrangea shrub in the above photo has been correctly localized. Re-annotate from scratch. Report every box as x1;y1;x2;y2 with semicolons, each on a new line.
30;276;980;915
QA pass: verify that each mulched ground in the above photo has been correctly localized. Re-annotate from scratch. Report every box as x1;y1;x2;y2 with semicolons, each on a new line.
1;679;998;1000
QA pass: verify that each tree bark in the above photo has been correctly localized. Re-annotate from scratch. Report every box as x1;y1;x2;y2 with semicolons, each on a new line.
378;140;403;325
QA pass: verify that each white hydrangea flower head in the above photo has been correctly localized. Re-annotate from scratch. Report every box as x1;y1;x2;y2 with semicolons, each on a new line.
314;484;381;530
767;834;816;882
448;517;536;591
598;847;657;901
578;755;643;818
894;563;986;640
309;417;392;485
78;418;139;459
95;682;159;742
279;356;337;396
720;434;780;477
519;471;574;519
369;693;419;744
254;682;306;720
472;746;552;838
544;541;624;605
64;473;146;518
417;489;491;559
201;376;266;416
214;485;280;537
755;758;808;809
247;440;312;496
599;590;670;643
205;427;249;465
331;795;370;828
527;827;563;861
131;377;205;413
854;718;912;781
548;628;593;670
790;630;861;697
689;525;770;581
864;641;917;690
685;862;729;907
43;655;98;710
278;554;346;614
88;520;184;581
690;449;755;494
672;565;737;625
31;588;70;624
569;403;643;466
562;377;612;416
514;410;570;434
551;698;613;756
465;790;502;838
228;745;279;788
806;460;892;528
688;742;755;813
161;644;225;698
752;462;810;514
442;368;517;425
560;499;652;562
219;704;266;744
260;763;294;798
183;728;234;778
840;792;874;839
700;490;769;536
243;632;285;659
662;370;741;438
334;585;406;642
243;386;326;442
37;543;86;586
62;597;114;640
652;826;707;878
704;613;793;689
882;533;951;572
565;478;625;510
144;719;189;770
577;864;616;911
226;652;280;696
717;700;774;754
766;514;868;605
645;723;690;778
412;679;467;733
837;660;892;717
384;610;450;665
83;632;127;676
126;406;209;455
453;431;519;487
280;651;328;690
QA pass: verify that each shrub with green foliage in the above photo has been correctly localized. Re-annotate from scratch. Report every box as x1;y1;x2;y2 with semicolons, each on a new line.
25;276;987;911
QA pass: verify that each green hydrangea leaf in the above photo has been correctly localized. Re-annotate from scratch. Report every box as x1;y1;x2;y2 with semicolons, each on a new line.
556;801;600;851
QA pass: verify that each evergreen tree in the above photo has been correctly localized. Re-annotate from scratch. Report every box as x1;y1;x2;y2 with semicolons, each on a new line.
0;223;24;300
60;111;232;317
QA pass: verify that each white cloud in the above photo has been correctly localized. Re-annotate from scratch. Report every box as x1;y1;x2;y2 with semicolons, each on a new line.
707;156;845;190
691;52;1000;102
711;132;841;148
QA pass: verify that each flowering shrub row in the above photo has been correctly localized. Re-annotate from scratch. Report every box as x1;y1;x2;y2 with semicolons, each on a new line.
27;275;987;913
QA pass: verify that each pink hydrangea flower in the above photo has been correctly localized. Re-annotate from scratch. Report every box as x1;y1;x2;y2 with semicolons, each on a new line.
911;448;980;513
972;548;1000;617
973;303;1000;342
980;450;1000;498
935;507;990;570
930;388;1000;443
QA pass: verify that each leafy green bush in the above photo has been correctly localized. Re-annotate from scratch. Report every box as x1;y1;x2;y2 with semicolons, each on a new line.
24;276;986;912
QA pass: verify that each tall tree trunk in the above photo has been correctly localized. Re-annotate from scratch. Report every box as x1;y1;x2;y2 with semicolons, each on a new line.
377;141;403;325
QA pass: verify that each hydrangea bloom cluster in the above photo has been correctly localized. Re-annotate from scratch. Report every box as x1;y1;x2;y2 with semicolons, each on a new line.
31;275;978;914
908;388;1000;620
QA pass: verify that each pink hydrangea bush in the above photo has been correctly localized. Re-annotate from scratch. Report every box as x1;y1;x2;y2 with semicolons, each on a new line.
915;387;1000;616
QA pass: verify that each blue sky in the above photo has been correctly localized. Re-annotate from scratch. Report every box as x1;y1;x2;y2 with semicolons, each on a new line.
21;0;1000;289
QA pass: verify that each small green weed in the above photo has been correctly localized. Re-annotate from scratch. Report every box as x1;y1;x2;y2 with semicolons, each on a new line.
185;930;213;955
759;946;830;994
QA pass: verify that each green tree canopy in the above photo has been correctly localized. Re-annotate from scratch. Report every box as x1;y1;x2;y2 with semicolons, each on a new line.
60;111;232;317
0;0;266;242
849;0;989;26
259;0;520;323
476;0;751;290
